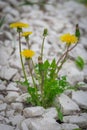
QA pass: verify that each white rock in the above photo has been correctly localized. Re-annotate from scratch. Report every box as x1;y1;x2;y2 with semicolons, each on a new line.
0;95;4;101
23;106;45;118
3;6;19;17
0;103;7;111
6;110;15;117
42;107;58;119
9;58;22;69
22;117;61;130
11;103;23;112
9;115;24;126
61;123;79;130
63;114;87;128
58;94;80;115
0;84;6;90
59;60;84;85
4;31;13;40
16;93;29;102
5;92;19;103
29;118;61;130
77;82;87;91
0;124;14;130
7;82;19;91
0;1;8;9
0;66;18;80
21;122;29;130
72;90;87;109
0;46;10;66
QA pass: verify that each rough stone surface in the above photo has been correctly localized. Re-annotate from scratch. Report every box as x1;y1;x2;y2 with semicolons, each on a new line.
72;90;87;109
0;66;18;80
23;106;45;118
42;107;58;119
0;103;7;111
61;123;79;130
63;114;87;128
5;92;19;103
11;103;23;112
58;94;80;115
0;124;14;130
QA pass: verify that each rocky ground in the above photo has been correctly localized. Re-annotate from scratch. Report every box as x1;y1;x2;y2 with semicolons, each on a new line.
0;0;87;130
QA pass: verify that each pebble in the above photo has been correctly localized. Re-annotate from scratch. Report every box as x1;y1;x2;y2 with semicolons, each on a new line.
61;123;79;130
58;94;80;115
0;66;18;80
0;103;7;111
0;124;14;130
23;106;45;118
63;114;87;128
11;102;23;112
72;90;87;109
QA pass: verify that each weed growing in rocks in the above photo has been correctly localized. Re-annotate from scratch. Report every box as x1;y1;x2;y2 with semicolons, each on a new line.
10;22;80;121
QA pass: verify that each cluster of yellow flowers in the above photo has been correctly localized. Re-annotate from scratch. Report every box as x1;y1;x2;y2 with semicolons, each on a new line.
10;22;78;58
10;22;34;58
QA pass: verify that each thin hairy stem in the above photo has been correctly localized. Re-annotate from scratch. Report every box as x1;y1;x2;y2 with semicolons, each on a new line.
19;32;27;81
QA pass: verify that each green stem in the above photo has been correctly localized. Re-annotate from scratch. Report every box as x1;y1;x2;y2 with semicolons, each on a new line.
18;32;27;81
26;37;30;49
27;59;36;87
57;46;69;75
41;36;45;60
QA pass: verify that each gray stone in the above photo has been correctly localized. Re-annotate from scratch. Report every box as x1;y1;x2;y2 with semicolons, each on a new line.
11;103;23;112
72;90;87;109
22;117;61;130
0;1;8;9
0;84;6;91
23;106;45;118
42;107;58;119
58;94;80;115
9;115;24;126
3;6;19;17
5;92;19;103
59;60;84;85
63;114;87;128
0;66;18;80
0;124;14;130
0;47;9;66
0;103;7;111
78;82;87;91
61;123;79;130
7;82;19;91
21;122;29;130
16;93;30;102
9;58;22;70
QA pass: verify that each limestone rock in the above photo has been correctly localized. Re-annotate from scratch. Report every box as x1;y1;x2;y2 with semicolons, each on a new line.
0;103;7;111
72;90;87;109
42;107;58;119
23;106;45;118
0;66;18;80
63;114;87;128
61;123;79;130
0;124;14;130
58;94;80;115
11;103;23;112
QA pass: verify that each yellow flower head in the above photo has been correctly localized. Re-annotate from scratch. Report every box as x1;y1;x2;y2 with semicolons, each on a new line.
60;33;78;44
21;32;32;37
21;49;35;58
10;22;29;29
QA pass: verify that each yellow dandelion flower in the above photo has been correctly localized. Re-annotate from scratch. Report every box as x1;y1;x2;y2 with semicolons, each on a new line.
10;22;29;28
21;49;35;58
21;32;32;37
60;33;78;44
